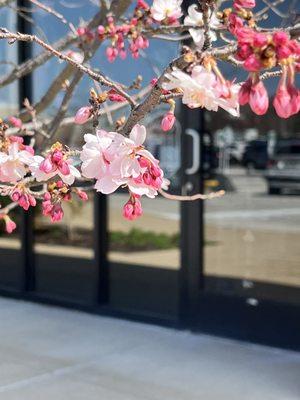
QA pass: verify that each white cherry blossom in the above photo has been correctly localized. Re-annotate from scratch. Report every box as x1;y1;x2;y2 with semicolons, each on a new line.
151;0;182;22
184;4;220;49
0;142;34;183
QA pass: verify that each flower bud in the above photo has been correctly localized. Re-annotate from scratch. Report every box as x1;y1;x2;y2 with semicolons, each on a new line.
161;112;176;132
249;81;269;115
74;106;91;125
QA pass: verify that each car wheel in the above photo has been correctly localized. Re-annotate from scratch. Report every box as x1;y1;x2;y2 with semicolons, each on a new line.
268;186;281;195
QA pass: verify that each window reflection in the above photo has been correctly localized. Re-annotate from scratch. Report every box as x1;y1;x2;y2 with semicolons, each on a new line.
204;108;300;301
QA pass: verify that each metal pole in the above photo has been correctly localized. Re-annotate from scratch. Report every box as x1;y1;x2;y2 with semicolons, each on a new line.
17;0;35;292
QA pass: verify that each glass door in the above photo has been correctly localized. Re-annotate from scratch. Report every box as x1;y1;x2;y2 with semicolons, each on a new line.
107;109;183;319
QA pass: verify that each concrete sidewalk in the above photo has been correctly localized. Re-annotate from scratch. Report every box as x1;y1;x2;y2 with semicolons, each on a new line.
0;298;299;400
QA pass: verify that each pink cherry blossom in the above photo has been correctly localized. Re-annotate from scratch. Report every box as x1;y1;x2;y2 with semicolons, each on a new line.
29;147;81;185
81;125;165;202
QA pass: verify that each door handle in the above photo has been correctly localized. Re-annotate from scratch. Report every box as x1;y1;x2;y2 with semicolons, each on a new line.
185;128;200;175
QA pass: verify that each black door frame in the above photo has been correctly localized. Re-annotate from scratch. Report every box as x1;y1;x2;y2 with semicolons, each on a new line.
0;4;299;351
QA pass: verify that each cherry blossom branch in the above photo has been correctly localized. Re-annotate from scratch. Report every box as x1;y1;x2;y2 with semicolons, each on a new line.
0;28;136;107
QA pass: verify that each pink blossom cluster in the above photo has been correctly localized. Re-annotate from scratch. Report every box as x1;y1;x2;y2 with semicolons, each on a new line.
42;181;88;223
80;124;166;220
29;142;81;185
78;0;183;63
11;185;36;210
234;27;300;117
99;10;150;62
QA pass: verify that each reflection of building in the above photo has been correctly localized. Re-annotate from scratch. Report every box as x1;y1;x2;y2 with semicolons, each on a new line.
0;5;299;351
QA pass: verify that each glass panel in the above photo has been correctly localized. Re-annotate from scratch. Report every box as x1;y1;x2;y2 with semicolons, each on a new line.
0;4;22;289
204;107;300;305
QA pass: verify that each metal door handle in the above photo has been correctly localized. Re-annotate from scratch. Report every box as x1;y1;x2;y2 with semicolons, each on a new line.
185;128;200;175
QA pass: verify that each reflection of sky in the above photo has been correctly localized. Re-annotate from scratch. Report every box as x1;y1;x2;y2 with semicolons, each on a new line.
0;6;18;115
0;1;299;116
32;1;179;113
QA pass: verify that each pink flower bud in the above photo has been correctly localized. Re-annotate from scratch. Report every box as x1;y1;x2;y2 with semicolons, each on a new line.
52;150;63;163
161;112;176;132
143;172;152;185
139;156;150;168
234;0;256;9
244;54;262;72
77;190;88;201
150;164;162;178
28;194;36;207
108;90;126;102
236;27;254;45
273;85;292;118
77;27;86;36
122;198;143;220
238;78;252;105
4;216;16;234
19;194;30;210
135;36;144;49
253;33;268;48
122;202;134;220
273;31;289;46
9;116;22;128
74;106;91;125
137;0;149;9
40;157;53;173
97;25;105;35
276;45;292;60
228;14;244;35
44;192;51;201
11;189;21;202
249;81;269;115
58;160;70;175
51;204;64;222
56;180;64;188
106;47;118;62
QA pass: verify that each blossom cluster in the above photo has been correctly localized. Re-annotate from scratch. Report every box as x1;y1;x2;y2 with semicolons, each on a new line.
0;0;299;234
76;0;183;63
163;65;240;116
80;124;167;220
